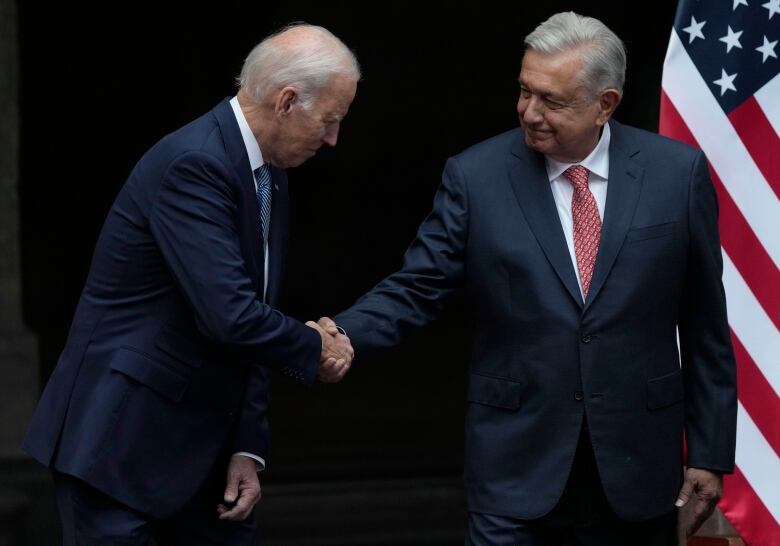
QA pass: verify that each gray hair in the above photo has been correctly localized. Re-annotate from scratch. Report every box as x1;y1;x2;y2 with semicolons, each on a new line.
238;23;361;109
524;12;626;94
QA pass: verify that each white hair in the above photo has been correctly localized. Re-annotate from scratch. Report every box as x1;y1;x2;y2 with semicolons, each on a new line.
238;23;361;109
524;12;626;94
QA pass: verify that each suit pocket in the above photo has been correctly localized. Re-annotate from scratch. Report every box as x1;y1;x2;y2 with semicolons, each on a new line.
647;368;684;410
467;372;524;410
110;346;190;402
627;222;676;242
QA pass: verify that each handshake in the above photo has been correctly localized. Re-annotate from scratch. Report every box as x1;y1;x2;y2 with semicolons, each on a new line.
306;317;353;383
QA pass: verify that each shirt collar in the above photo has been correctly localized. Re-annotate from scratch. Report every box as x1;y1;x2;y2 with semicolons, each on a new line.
544;122;611;182
229;96;265;172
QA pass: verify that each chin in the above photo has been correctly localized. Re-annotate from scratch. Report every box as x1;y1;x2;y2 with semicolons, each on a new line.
524;136;547;154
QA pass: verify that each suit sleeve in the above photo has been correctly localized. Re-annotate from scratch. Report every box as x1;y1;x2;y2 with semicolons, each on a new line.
149;151;321;383
231;364;270;461
678;150;738;473
335;157;469;351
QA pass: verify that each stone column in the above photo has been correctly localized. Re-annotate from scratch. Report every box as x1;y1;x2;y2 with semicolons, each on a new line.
0;0;38;458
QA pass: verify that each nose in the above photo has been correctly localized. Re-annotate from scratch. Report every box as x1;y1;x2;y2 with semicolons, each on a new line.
520;95;543;125
322;123;340;147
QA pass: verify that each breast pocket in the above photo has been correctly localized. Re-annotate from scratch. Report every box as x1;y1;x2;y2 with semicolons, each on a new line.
626;221;676;243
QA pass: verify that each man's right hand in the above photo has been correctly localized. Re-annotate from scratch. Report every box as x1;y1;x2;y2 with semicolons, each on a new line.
305;320;353;383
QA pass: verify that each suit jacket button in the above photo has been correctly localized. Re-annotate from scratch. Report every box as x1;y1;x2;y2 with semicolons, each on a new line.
581;334;592;343
574;391;584;401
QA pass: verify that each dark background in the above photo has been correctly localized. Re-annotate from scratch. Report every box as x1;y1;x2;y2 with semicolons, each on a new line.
17;0;677;488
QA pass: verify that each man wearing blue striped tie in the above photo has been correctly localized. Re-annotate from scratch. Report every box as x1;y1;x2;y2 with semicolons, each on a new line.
24;23;358;545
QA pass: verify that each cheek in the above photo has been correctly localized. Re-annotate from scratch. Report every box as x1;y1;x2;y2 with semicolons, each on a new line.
547;114;572;135
302;124;325;144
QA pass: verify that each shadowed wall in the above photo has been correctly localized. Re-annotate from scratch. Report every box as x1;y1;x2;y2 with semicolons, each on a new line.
14;2;696;543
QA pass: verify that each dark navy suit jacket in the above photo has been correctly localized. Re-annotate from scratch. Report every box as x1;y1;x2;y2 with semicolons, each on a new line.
23;98;321;517
335;120;737;521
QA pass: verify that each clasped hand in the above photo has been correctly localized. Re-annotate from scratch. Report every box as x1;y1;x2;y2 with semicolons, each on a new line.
305;317;353;383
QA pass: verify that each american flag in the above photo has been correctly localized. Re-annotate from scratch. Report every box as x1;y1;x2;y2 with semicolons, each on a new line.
660;0;780;544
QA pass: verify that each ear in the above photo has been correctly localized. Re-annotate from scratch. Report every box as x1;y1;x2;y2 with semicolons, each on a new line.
596;88;622;126
276;87;298;117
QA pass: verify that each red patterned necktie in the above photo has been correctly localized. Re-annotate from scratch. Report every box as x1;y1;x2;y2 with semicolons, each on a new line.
563;165;601;298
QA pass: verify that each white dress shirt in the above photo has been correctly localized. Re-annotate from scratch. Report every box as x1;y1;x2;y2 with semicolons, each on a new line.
229;96;269;470
230;96;271;301
544;123;611;301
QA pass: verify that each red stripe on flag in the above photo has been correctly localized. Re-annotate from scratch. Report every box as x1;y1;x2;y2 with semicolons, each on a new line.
711;172;780;331
728;96;780;200
731;330;780;457
660;91;697;147
720;467;780;546
660;92;780;330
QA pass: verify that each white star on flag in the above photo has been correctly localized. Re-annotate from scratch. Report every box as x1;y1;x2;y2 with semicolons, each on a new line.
712;69;738;95
762;0;780;19
733;0;748;9
682;15;706;43
719;25;744;52
755;35;778;62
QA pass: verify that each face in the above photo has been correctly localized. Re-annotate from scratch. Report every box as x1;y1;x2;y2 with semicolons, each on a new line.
517;48;620;163
267;75;357;168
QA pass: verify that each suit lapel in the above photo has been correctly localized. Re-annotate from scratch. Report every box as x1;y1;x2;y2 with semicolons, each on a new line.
507;135;583;308
584;121;643;311
213;98;263;290
266;167;289;307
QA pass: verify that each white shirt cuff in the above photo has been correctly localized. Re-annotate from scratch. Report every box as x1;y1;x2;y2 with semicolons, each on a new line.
233;452;265;471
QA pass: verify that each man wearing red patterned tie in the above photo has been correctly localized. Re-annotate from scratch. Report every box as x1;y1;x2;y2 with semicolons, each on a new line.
325;11;737;546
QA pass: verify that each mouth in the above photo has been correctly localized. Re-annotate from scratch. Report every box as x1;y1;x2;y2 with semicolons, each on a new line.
524;127;551;139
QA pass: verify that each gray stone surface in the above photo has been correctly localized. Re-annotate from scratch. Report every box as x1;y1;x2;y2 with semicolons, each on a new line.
0;0;38;458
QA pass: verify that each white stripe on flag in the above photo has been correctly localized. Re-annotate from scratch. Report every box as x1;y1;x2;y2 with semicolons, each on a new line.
755;74;780;138
662;30;780;267
736;401;780;524
722;249;780;397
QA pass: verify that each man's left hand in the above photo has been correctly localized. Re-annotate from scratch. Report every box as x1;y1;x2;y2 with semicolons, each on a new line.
675;467;723;536
218;454;261;521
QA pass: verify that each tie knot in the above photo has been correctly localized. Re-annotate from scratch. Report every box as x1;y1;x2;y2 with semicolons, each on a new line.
254;164;271;188
563;165;590;190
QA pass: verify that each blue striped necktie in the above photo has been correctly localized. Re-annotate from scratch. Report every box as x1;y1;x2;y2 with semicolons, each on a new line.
254;164;272;246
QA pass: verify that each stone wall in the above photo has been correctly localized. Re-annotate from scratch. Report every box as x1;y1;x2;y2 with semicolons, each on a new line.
0;0;37;458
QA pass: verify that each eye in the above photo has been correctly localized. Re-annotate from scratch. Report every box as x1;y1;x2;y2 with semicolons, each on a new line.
519;87;531;99
543;97;565;110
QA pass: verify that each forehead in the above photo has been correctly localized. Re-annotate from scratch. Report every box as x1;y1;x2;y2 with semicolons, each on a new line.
519;48;587;95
